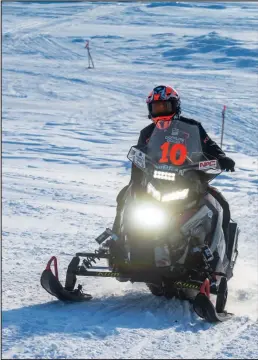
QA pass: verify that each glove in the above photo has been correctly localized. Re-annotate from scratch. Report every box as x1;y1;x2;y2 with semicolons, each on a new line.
219;156;235;172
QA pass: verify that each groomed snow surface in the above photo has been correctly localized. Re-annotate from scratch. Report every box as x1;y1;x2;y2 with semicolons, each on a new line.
2;1;258;359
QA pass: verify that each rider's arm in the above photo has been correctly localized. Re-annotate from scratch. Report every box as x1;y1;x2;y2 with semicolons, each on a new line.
198;123;226;159
137;123;155;147
199;123;235;171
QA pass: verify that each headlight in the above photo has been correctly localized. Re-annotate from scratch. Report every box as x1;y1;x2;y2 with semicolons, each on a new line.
131;203;168;229
147;182;189;203
147;183;161;201
161;189;189;202
154;171;175;181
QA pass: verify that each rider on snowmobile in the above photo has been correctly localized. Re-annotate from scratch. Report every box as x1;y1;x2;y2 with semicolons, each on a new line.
112;85;235;256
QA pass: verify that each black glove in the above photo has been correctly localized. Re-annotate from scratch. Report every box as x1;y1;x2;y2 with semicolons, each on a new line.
219;156;235;172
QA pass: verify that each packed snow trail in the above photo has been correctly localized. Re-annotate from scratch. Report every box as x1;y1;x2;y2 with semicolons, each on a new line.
2;2;258;359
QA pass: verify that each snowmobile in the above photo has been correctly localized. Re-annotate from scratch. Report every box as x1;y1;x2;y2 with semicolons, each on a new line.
40;120;239;323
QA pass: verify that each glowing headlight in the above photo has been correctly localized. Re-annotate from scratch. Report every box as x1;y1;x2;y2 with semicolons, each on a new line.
147;182;161;201
154;171;175;181
131;204;168;228
161;189;189;202
147;182;189;203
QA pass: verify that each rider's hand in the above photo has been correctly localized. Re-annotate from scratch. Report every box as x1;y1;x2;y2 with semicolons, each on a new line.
219;157;235;172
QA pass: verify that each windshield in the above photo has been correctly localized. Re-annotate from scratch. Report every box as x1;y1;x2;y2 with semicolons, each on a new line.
146;119;203;166
128;119;221;177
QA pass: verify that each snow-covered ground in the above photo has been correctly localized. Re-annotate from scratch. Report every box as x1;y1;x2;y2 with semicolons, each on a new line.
2;1;258;359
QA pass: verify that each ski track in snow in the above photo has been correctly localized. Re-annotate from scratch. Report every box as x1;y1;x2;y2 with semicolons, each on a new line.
2;2;258;359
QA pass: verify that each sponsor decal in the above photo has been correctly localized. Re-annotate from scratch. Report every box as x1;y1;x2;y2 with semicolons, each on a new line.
155;164;185;175
97;272;120;277
128;147;146;169
165;128;189;145
165;135;185;144
174;281;200;290
171;128;179;136
199;159;217;170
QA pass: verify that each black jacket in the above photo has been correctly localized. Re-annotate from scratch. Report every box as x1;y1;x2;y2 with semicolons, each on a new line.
131;115;226;182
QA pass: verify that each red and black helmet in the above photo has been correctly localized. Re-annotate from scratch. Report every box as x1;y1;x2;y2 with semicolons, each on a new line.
146;85;181;123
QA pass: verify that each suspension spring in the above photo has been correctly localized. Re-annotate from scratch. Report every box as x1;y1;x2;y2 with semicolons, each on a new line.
82;250;102;269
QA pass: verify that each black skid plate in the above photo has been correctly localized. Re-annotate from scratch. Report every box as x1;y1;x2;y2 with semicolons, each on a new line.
40;269;92;302
193;293;233;322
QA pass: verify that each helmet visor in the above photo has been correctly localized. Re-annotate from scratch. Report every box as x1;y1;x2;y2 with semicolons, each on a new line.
150;100;176;117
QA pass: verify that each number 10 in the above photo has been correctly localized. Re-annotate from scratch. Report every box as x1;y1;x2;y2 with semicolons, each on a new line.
159;142;187;165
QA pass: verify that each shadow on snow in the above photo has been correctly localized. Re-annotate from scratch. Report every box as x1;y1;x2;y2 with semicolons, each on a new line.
2;291;213;351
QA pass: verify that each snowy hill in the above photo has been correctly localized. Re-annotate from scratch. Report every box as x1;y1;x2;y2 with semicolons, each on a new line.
2;1;258;359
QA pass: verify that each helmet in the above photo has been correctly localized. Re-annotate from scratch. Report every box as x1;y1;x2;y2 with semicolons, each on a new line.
146;85;181;123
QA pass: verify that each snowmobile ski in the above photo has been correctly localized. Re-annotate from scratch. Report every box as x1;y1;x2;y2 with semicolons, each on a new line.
40;256;92;302
193;293;233;322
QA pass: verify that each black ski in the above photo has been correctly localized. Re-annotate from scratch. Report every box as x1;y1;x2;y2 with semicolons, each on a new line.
193;293;233;322
40;268;92;302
